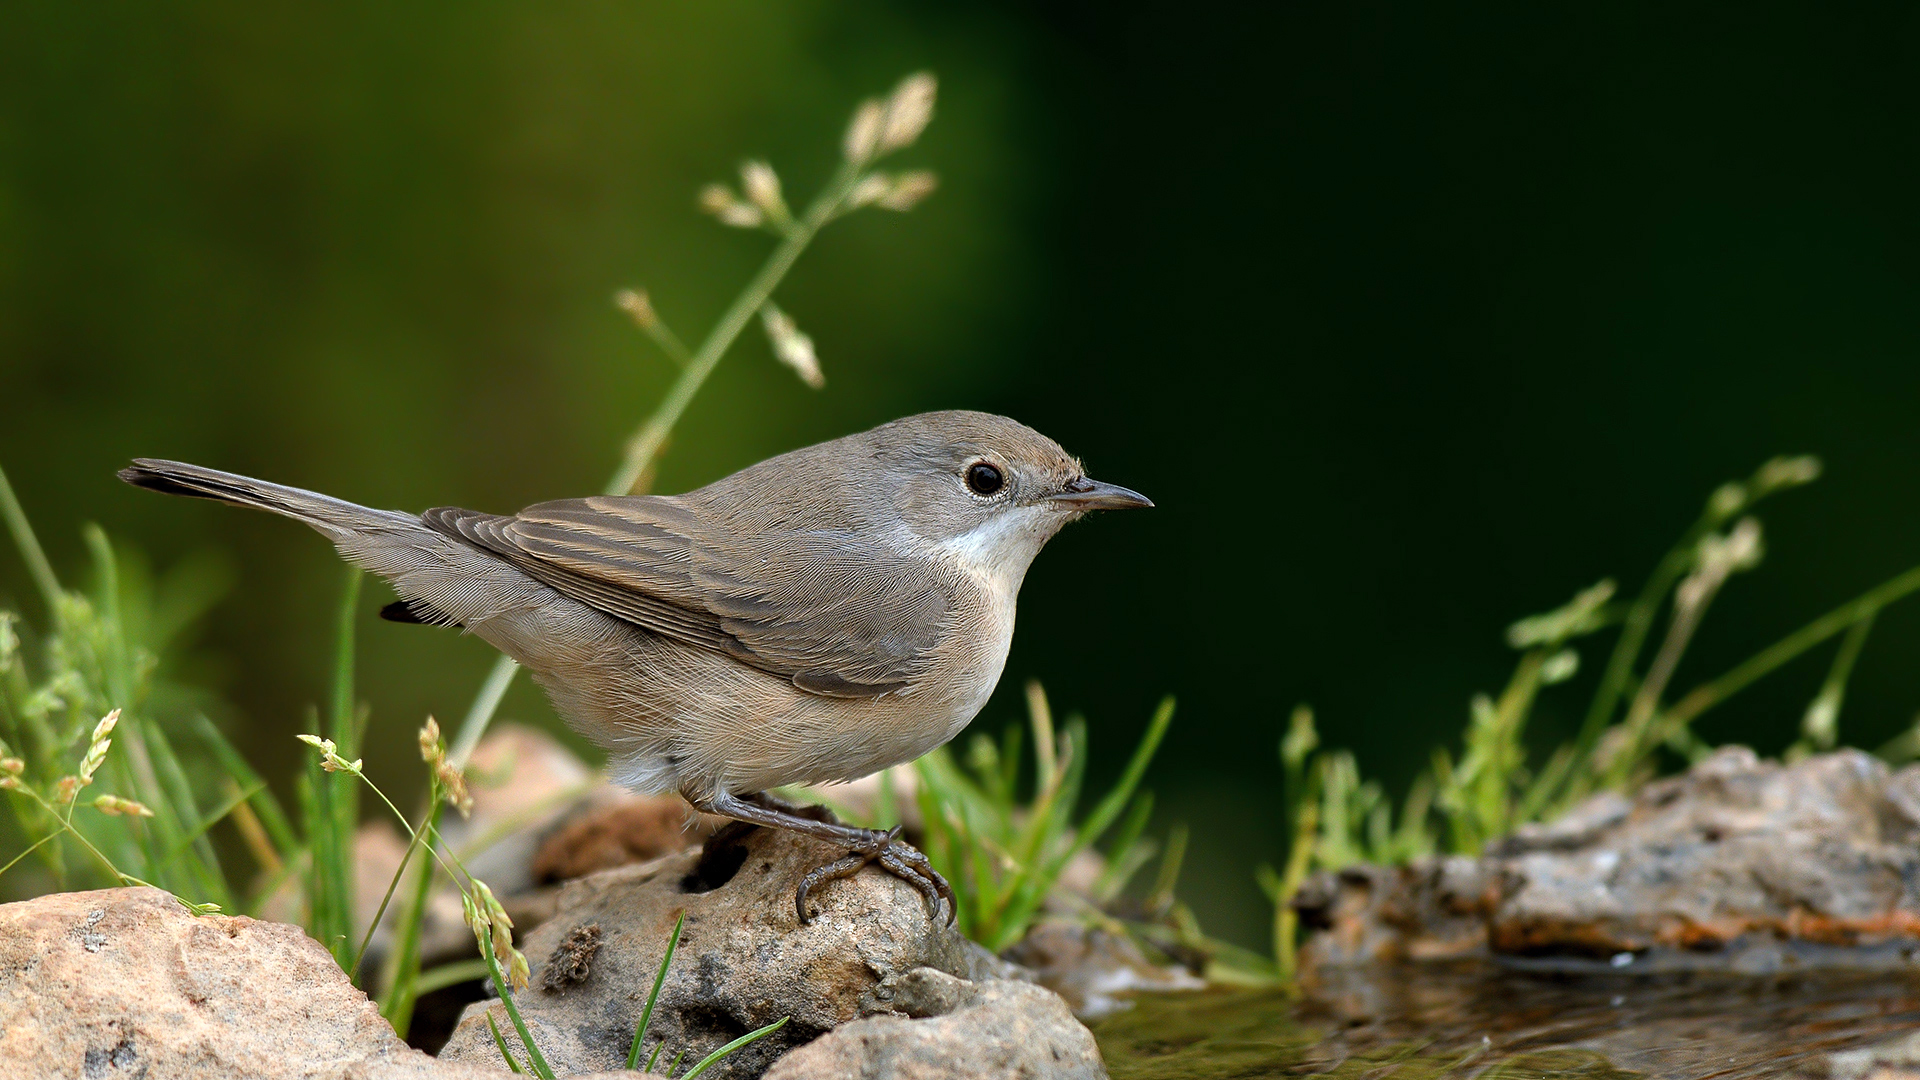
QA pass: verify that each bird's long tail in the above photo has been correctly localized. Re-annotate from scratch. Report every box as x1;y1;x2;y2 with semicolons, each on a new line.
119;459;419;537
117;459;546;636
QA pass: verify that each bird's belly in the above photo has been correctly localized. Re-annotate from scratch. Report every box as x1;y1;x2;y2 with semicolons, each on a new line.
572;610;1014;799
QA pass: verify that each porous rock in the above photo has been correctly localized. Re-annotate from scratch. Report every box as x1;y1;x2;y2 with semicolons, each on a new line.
762;968;1106;1080
1296;748;1920;970
439;825;1055;1080
0;886;567;1079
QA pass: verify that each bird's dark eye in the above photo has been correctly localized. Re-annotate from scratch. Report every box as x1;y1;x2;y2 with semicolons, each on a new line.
966;462;1005;496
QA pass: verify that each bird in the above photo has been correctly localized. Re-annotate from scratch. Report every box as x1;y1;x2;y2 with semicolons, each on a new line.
119;410;1151;922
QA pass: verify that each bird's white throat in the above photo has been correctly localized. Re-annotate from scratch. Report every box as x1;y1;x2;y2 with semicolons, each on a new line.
934;504;1059;594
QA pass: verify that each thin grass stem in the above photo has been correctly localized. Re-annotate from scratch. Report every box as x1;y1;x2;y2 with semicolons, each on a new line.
0;460;63;616
378;800;445;1032
1661;564;1920;735
412;958;490;997
450;159;866;768
481;935;555;1080
486;1013;526;1074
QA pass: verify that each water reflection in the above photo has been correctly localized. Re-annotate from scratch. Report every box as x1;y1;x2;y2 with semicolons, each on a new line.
1093;962;1920;1078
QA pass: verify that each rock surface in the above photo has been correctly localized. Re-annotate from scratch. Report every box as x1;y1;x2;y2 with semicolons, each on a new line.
1815;1030;1920;1080
438;824;1097;1079
1002;921;1204;1019
762;968;1106;1080
0;886;565;1079
1297;748;1920;971
531;790;722;885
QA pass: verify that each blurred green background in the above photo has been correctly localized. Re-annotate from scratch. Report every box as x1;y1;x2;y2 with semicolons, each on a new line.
5;2;1920;944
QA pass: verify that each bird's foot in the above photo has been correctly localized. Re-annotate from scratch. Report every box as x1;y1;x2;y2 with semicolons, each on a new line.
794;824;955;926
690;788;954;926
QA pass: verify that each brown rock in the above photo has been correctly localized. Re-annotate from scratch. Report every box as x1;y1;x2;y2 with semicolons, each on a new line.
532;794;720;884
1493;748;1920;961
438;825;1051;1079
0;886;517;1079
1293;855;1498;968
762;968;1107;1080
1296;748;1920;971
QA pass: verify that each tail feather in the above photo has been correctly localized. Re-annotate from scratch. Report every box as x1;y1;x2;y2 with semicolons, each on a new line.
118;459;415;535
117;458;628;673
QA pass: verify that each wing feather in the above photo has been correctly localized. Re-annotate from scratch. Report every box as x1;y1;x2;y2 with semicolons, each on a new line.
421;497;952;696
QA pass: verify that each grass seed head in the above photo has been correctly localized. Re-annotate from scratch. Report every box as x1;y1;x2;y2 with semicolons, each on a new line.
699;183;763;228
92;794;154;817
297;733;362;774
876;170;938;211
878;73;937;154
77;708;122;784
740;160;788;222
761;305;824;389
616;289;658;329
843;100;885;163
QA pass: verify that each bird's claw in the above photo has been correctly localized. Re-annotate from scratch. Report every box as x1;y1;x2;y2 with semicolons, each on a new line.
795;825;955;927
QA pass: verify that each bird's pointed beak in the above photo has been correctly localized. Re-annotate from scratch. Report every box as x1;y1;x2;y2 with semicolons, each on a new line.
1050;476;1153;511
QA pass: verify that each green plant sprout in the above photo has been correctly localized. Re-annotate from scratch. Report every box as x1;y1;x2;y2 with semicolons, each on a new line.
805;680;1177;953
0;460;253;917
627;913;686;1070
1263;456;1920;973
447;71;944;768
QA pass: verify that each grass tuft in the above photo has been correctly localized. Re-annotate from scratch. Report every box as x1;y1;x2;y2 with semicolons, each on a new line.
1263;456;1920;973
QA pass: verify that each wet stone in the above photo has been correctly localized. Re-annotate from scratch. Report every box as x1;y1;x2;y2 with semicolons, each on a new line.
1296;748;1920;971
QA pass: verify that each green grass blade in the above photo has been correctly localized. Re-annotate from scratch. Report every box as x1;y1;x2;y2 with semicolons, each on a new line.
1663;563;1920;732
0;459;64;616
1053;697;1174;870
162;779;263;866
628;912;685;1070
191;714;298;857
486;1013;526;1074
411;958;489;997
679;1016;790;1080
379;800;445;1032
482;936;555;1080
143;717;233;909
1092;792;1154;903
308;569;363;972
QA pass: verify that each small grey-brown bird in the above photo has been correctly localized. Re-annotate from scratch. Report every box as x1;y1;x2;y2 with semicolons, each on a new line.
120;410;1149;921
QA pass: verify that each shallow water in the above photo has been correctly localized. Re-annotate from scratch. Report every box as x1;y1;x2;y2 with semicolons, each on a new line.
1092;962;1920;1079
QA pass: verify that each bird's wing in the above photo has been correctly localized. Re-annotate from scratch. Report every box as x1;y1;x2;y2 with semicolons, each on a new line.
422;497;952;697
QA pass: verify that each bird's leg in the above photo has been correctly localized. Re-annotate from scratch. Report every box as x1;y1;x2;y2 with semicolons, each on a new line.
688;788;955;926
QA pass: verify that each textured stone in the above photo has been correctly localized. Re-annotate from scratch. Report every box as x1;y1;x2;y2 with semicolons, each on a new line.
531;792;721;885
1296;749;1920;970
438;825;1027;1079
0;886;525;1079
762;968;1106;1080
